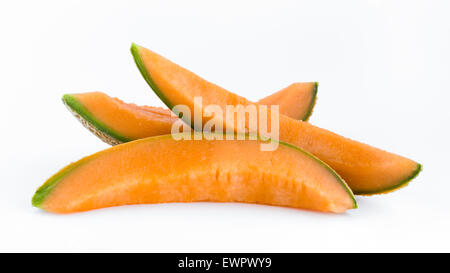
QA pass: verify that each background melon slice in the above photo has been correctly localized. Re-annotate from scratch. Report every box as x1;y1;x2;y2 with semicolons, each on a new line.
32;134;356;213
63;93;178;145
63;83;317;145
257;82;317;121
131;44;421;195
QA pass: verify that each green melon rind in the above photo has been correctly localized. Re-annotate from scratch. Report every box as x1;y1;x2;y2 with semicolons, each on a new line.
356;163;422;195
32;133;357;210
129;45;357;208
62;94;131;143
301;82;318;122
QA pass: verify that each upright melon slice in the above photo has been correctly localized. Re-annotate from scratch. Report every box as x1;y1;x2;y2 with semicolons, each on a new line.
32;134;356;213
131;44;421;195
63;83;317;145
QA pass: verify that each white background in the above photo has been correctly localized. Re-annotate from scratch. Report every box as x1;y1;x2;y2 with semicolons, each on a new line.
0;0;449;252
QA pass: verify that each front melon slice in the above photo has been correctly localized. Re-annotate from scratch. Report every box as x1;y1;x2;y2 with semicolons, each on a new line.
62;82;317;145
32;134;356;213
131;43;421;195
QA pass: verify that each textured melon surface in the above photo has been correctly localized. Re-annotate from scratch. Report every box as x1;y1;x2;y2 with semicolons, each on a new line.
63;82;317;145
131;44;421;195
32;134;356;213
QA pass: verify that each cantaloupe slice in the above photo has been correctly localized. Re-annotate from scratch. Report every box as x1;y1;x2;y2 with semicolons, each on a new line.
131;44;421;195
62;83;317;145
32;134;356;213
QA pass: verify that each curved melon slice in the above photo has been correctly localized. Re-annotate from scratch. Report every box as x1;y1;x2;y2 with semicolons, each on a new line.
131;43;421;195
32;134;356;213
63;82;317;145
257;82;317;121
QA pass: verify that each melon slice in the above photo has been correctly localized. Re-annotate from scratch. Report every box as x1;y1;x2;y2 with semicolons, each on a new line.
32;133;356;213
63;83;317;145
131;44;421;195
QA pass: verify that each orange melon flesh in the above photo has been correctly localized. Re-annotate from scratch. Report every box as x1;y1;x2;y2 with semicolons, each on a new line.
32;134;356;213
131;44;421;195
63;82;317;145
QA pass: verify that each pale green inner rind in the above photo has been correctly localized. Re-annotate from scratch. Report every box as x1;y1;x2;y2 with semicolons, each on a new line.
301;82;318;122
32;133;357;210
62;94;131;143
355;163;422;195
130;43;175;111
